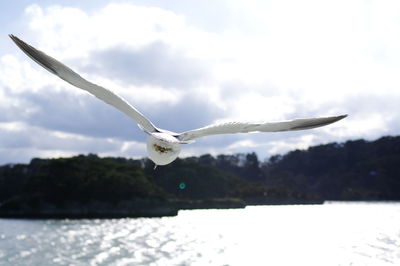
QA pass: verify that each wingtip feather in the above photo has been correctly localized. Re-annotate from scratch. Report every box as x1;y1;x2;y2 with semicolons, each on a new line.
9;34;21;44
336;114;348;121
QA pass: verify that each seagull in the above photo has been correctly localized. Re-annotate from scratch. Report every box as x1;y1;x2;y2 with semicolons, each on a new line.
9;34;347;166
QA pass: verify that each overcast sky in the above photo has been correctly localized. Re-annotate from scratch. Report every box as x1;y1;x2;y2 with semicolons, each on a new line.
1;0;400;165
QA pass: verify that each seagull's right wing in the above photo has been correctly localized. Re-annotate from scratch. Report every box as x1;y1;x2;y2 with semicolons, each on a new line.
177;115;347;142
9;34;157;133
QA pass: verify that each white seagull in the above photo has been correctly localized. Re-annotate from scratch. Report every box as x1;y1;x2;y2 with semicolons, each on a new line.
10;35;347;166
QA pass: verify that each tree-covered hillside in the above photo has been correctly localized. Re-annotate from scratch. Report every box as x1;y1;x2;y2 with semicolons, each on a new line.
1;136;399;217
261;136;400;200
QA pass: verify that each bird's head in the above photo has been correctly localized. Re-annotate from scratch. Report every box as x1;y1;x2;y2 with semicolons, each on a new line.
146;133;181;166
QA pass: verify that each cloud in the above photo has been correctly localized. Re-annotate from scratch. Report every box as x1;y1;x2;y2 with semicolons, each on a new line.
83;41;210;89
0;121;146;164
19;88;144;140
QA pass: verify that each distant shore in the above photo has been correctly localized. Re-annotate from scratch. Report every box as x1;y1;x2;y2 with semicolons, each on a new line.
0;198;328;219
0;198;242;219
2;200;398;219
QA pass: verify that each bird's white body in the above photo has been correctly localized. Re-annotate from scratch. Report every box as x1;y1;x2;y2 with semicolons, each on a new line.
9;34;347;166
147;133;181;165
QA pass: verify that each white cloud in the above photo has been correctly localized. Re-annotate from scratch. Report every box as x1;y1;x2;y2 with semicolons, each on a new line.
25;3;190;56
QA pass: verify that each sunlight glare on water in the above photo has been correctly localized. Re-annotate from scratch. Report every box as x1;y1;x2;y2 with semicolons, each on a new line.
0;202;399;266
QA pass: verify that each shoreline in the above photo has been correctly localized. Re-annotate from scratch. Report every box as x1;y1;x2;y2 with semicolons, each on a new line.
2;199;398;219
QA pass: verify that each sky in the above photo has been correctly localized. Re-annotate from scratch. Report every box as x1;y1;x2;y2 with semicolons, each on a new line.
1;0;400;165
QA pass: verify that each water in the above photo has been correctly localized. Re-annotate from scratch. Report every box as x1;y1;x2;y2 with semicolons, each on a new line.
0;202;399;266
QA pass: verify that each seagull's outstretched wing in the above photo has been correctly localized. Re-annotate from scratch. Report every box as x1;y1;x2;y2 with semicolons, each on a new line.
177;115;347;142
9;34;157;133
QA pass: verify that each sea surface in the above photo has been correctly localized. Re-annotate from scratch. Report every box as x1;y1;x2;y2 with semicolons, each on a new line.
0;202;399;266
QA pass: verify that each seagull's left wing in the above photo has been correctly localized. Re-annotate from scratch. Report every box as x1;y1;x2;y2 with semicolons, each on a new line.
9;34;157;134
177;115;347;142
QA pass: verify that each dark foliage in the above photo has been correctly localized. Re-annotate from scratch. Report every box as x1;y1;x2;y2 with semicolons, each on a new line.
1;136;400;215
262;136;400;200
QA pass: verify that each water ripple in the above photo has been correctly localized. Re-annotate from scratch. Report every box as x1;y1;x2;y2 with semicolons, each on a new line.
1;203;400;266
